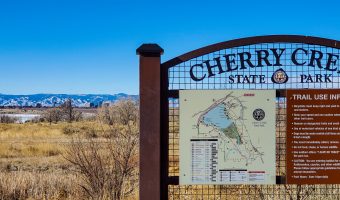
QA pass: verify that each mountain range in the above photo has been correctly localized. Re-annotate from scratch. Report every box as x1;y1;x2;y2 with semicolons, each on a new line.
0;93;138;107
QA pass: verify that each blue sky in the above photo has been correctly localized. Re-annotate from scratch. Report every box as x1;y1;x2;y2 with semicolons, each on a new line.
1;0;340;95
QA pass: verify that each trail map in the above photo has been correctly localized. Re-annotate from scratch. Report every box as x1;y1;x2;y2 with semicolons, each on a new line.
179;90;276;185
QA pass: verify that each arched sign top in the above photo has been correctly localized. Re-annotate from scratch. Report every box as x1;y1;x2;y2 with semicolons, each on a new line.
163;35;340;68
164;35;340;90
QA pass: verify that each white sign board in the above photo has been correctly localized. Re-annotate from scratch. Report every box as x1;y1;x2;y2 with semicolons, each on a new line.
179;90;276;184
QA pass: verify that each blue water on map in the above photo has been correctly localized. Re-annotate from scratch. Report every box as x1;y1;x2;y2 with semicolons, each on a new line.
203;104;232;129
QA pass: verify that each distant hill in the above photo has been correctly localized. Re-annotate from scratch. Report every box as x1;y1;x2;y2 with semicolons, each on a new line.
0;93;138;107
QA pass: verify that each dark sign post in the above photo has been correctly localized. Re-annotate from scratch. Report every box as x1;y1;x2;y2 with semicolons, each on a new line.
138;35;340;200
137;44;163;200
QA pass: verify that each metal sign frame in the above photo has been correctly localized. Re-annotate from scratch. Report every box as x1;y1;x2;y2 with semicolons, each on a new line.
137;35;340;200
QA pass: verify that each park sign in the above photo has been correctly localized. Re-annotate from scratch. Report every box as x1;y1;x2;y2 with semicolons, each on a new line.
190;48;338;84
138;35;340;200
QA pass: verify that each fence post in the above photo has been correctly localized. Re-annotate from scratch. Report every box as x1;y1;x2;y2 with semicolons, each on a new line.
137;44;164;200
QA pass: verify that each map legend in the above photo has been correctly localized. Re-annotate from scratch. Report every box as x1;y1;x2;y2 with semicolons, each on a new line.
191;139;218;183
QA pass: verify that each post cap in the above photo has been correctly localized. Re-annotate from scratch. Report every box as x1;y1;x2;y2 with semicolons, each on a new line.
136;44;164;57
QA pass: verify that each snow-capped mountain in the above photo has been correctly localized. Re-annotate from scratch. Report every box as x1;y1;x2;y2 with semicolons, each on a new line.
0;93;138;107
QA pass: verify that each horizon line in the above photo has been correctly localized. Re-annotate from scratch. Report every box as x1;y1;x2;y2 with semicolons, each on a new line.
0;92;139;96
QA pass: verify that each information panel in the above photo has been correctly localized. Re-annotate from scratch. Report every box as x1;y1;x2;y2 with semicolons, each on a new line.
180;90;276;185
287;89;340;184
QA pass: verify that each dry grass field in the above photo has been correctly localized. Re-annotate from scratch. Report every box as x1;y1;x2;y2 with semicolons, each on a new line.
0;122;97;199
0;101;139;200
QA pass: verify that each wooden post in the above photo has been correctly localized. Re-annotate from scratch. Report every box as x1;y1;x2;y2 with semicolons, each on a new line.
137;44;164;200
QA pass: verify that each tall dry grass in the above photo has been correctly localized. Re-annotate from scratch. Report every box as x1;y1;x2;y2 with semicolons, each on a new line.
0;121;101;140
0;142;62;158
0;171;81;200
0;122;101;200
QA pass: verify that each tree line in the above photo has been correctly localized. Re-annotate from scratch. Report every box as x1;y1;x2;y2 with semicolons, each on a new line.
43;99;82;124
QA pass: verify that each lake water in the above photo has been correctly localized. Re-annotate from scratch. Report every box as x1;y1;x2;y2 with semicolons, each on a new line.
203;104;232;129
0;114;41;123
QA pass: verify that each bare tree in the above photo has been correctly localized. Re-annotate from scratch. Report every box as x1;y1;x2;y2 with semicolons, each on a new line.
44;109;53;125
0;115;18;123
59;99;82;123
97;105;114;125
43;108;63;124
61;99;74;123
64;100;139;200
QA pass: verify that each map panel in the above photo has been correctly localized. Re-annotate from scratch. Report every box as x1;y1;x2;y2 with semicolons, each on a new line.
179;90;276;185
